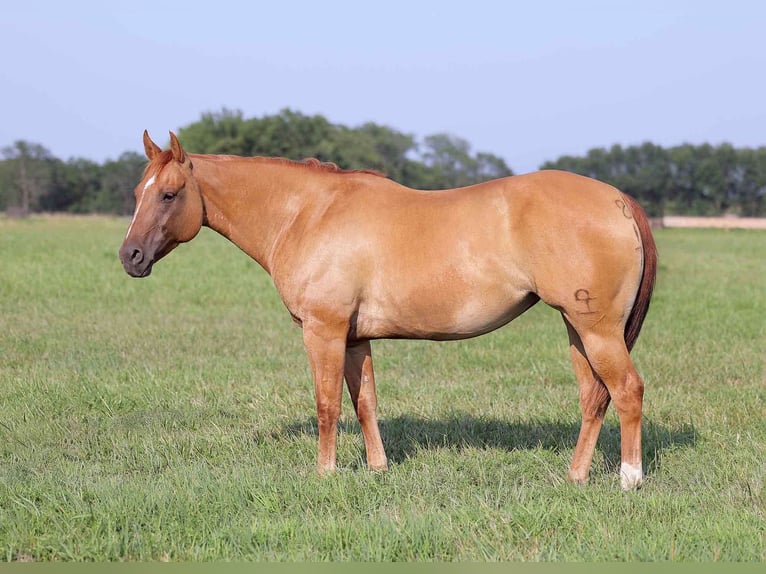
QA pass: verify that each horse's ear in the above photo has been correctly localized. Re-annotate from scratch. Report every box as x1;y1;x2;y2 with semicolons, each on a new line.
143;130;162;160
169;131;186;164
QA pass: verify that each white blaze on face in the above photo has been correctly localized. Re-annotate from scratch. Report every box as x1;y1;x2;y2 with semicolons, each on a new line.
125;175;155;239
620;462;643;490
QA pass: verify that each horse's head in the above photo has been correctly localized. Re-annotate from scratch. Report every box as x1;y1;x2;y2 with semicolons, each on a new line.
119;131;203;277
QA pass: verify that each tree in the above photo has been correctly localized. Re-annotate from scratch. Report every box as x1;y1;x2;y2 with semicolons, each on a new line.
741;147;766;216
257;109;335;160
99;152;147;215
668;144;703;214
175;108;251;155
39;158;102;213
421;133;476;188
1;141;56;216
619;142;672;217
475;152;513;182
176;110;514;190
352;122;419;182
420;133;512;189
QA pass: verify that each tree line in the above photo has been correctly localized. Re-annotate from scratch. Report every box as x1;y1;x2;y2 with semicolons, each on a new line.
1;108;764;217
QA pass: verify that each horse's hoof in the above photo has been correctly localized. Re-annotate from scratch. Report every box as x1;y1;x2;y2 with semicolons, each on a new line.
620;462;644;491
566;468;589;485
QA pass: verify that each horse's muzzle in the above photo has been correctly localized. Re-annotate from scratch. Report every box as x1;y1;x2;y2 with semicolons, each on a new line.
119;243;153;277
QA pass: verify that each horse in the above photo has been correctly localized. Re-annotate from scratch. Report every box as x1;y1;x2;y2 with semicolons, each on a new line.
119;131;657;490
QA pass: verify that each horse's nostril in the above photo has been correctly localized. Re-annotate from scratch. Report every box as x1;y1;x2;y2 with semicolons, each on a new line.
130;248;144;265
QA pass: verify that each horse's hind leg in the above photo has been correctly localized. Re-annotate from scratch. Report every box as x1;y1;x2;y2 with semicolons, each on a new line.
344;340;388;471
564;318;612;484
573;326;645;490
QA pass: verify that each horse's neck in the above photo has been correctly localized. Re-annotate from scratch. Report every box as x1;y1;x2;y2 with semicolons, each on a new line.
192;156;310;275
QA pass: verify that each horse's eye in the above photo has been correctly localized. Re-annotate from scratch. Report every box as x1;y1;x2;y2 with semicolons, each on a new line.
161;191;177;203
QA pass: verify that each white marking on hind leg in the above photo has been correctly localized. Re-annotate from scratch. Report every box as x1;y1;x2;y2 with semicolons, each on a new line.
620;462;643;490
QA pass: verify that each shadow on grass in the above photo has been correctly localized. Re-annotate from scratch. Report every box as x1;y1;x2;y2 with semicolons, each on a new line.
271;414;697;477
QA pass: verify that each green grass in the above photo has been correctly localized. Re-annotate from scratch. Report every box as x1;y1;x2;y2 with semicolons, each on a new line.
0;215;764;561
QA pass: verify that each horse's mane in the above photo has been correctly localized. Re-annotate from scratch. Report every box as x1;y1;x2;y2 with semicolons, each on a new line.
266;157;386;178
144;151;386;179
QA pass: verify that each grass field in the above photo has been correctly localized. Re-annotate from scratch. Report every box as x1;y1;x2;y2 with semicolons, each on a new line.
0;215;764;561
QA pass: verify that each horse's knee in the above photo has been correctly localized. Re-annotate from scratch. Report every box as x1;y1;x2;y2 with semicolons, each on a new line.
316;397;341;429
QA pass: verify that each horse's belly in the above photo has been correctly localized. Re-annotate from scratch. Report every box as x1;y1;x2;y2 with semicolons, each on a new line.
355;287;536;341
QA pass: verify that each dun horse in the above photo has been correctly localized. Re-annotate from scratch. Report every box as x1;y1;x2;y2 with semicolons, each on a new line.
120;131;657;490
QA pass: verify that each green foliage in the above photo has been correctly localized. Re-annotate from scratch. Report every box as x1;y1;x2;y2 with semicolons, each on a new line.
176;108;512;190
421;133;512;188
2;109;766;216
0;217;764;561
0;110;515;216
0;146;145;216
96;152;146;214
0;141;57;215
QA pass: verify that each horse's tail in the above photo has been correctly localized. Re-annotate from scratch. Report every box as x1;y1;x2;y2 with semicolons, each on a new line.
622;193;658;352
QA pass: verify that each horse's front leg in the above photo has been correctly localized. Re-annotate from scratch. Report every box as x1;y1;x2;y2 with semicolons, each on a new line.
302;319;348;474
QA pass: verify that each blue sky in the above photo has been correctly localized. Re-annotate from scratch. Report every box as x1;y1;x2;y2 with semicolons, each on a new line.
1;0;764;173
